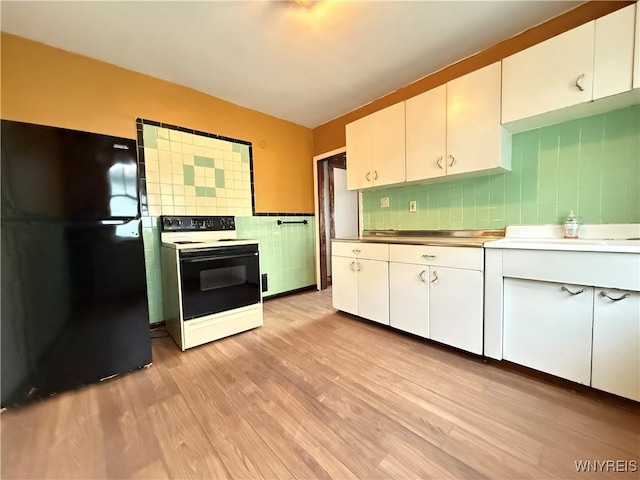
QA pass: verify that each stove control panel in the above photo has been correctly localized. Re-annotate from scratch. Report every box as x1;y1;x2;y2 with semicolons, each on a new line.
160;215;236;232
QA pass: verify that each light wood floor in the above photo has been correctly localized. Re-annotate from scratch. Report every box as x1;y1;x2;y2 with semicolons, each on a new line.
2;289;639;479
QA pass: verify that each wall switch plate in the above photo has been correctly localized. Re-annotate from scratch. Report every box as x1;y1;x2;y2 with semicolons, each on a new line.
380;197;390;208
409;200;417;212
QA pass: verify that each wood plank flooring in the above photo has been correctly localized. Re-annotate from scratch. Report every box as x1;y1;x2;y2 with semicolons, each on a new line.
2;289;639;479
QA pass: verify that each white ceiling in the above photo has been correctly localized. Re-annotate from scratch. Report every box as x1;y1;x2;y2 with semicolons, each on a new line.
1;1;585;128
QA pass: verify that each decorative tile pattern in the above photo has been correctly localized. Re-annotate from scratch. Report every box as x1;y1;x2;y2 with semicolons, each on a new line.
136;120;315;324
363;105;640;230
142;124;253;218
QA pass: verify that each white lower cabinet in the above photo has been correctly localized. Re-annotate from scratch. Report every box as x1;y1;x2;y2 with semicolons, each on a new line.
430;267;484;355
388;245;484;354
503;278;594;385
331;255;358;315
357;259;390;325
592;289;640;401
331;242;389;325
389;262;429;337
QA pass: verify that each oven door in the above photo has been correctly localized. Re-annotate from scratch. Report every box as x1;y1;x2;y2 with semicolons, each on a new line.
179;244;260;320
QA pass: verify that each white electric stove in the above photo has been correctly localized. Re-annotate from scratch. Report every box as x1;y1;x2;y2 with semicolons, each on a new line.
159;215;263;351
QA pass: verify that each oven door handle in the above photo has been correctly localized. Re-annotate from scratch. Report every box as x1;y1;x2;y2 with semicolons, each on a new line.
181;252;258;263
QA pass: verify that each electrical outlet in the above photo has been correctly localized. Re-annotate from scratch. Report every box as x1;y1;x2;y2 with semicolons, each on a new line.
409;200;417;212
380;197;390;208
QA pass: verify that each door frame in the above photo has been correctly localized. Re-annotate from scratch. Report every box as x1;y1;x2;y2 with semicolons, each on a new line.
314;147;363;290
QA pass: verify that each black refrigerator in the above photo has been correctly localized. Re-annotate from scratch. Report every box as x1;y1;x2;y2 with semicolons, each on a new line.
1;120;152;408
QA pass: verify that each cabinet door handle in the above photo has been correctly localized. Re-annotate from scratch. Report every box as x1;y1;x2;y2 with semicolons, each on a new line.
356;261;361;272
422;254;436;260
366;172;371;182
418;270;427;283
352;249;361;254
436;157;444;169
448;154;456;167
374;170;379;180
430;271;439;283
574;73;585;92
561;285;586;296
350;261;356;271
600;291;630;302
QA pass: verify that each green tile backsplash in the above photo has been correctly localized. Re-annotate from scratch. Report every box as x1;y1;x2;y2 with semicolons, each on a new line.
139;122;315;324
363;105;640;230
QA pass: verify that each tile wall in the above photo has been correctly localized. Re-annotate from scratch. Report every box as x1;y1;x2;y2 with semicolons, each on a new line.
138;121;315;324
363;105;640;230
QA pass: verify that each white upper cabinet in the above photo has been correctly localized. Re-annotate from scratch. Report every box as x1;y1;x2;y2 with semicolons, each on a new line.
405;62;510;182
447;62;509;176
405;84;447;181
372;102;406;187
346;102;405;190
502;22;595;125
346;114;373;190
593;3;636;100
502;5;638;131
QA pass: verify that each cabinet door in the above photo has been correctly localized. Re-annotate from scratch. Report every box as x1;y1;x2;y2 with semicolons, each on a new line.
405;85;447;181
357;259;389;325
592;289;640;401
502;22;595;124
331;255;358;315
503;279;593;385
389;262;429;338
429;267;483;354
372;102;405;187
447;62;506;175
593;4;636;100
346;115;373;190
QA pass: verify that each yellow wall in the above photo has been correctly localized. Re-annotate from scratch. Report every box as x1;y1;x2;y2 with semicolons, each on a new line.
0;33;314;213
312;0;634;155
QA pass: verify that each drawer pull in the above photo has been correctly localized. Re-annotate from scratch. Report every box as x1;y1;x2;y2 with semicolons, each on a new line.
561;286;586;296
366;172;371;182
600;291;630;302
356;261;361;272
448;154;457;167
431;271;439;284
574;73;585;92
422;254;436;260
353;249;361;254
418;270;427;283
436;157;444;169
350;261;356;272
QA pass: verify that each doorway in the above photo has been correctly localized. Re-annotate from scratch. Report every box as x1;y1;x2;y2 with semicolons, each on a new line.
315;151;359;290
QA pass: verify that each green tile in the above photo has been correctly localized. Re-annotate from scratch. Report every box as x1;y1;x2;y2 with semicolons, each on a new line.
142;125;157;148
475;177;491;206
489;175;505;204
215;169;226;188
183;165;195;186
233;143;251;163
205;187;216;197
195;186;206;196
194;156;205;167
205;158;215;168
538;202;559;223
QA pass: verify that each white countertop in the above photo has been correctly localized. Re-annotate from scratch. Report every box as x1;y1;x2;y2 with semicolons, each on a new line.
484;237;640;253
484;224;640;254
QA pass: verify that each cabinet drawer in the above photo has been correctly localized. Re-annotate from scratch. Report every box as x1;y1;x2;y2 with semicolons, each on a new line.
502;250;640;291
332;242;389;261
389;244;483;270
